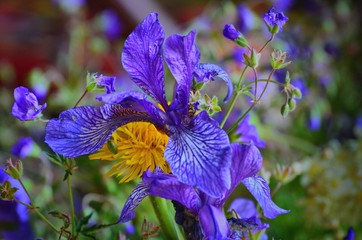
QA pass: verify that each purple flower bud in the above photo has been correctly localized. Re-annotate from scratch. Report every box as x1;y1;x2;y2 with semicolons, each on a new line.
263;8;288;33
11;87;47;121
223;24;241;41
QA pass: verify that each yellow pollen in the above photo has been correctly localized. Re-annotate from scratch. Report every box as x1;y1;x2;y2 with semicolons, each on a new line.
89;122;170;183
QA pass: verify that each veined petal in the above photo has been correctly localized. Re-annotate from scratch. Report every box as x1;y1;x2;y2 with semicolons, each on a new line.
118;182;150;223
164;30;200;115
242;176;290;219
142;170;201;213
45;104;157;158
121;12;167;108
223;143;262;203
164;112;231;198
193;63;233;102
97;90;164;126
199;205;230;240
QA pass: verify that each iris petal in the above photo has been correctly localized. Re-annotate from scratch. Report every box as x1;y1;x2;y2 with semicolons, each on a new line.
193;63;233;102
45;104;157;157
142;170;201;213
118;182;150;223
164;112;231;198
121;12;167;108
164;30;200;116
242;176;290;219
198;204;230;240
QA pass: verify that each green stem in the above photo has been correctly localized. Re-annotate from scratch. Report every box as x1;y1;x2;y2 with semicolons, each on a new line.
227;70;275;134
271;181;283;198
220;66;248;128
259;34;274;53
252;68;258;99
244;79;284;87
150;196;182;240
67;174;76;238
74;89;87;107
18;178;33;204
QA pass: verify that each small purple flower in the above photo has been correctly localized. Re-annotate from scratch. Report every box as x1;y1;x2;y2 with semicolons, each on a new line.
11;137;36;158
343;227;355;240
45;13;233;198
223;24;241;41
237;4;254;34
235;114;266;148
0;171;33;239
99;9;122;40
11;86;47;121
118;143;289;239
263;8;288;33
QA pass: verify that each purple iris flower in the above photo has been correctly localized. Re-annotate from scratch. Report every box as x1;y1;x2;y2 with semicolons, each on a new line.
45;13;233;198
118;143;289;239
11;137;35;158
0;171;33;240
235;114;266;148
263;8;288;32
11;86;47;121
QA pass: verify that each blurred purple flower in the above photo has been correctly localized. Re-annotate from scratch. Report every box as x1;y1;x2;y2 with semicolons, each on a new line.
118;143;289;239
11;137;35;158
11;86;47;121
274;0;294;12
99;9;122;40
232;47;248;66
264;8;288;33
235;114;266;148
223;24;242;41
237;4;254;33
343;227;355;240
0;171;33;240
308;114;321;131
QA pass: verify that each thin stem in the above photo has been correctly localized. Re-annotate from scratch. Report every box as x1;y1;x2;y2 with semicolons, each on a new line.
18;178;33;204
220;66;248;128
259;34;274;53
271;181;283;198
244;79;285;87
74;89;87;107
252;68;258;99
67;174;76;238
227;70;275;134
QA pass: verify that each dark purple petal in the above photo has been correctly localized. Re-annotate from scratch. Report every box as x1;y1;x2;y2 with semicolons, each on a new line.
236;115;266;148
11;137;35;158
121;13;167;108
222;24;241;41
45;104;157;158
223;143;263;203
164;30;200;116
11;86;46;121
142;170;201;213
97;90;164;126
118;182;150;223
164;112;231;198
193;63;233;102
242;176;290;219
198;204;230;240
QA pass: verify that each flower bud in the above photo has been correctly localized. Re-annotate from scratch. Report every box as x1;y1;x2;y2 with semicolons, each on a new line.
0;180;18;201
4;159;23;180
270;49;291;69
223;24;249;47
281;104;289;118
292;88;302;99
288;98;296;112
243;49;260;68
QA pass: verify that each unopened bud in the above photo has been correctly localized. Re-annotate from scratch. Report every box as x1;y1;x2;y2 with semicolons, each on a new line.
292;88;302;99
4;159;23;180
288;98;296;112
281;104;289;118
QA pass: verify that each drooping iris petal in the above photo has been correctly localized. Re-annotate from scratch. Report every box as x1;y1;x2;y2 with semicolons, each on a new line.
193;63;233;102
118;182;150;223
121;12;167;108
164;30;200;116
97;90;164;126
223;143;262;203
164;112;231;198
142;170;201;213
198;205;230;240
45;104;157;158
242;176;290;219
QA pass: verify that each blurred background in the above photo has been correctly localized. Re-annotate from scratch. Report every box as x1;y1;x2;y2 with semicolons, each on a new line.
1;0;362;239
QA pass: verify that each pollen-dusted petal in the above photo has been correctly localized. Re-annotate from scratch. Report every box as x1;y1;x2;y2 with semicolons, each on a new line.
142;170;201;213
164;30;200;116
164;112;231;198
118;182;150;223
45;105;157;158
121;13;167;108
242;176;290;219
193;63;233;102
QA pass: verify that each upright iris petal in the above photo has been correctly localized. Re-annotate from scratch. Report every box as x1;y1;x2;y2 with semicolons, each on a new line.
12;86;47;121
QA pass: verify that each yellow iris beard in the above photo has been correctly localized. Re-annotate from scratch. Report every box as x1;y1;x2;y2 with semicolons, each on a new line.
89;122;170;183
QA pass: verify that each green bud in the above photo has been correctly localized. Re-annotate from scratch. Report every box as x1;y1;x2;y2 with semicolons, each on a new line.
281;104;289;118
292;88;302;99
288;98;296;112
243;49;260;68
4;159;23;180
270;25;280;34
235;35;249;47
